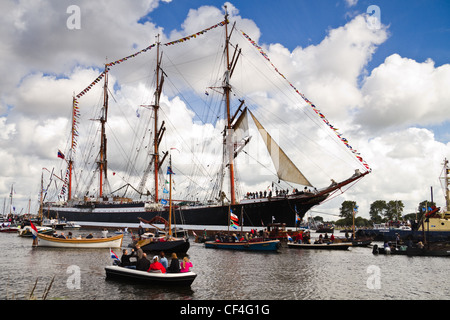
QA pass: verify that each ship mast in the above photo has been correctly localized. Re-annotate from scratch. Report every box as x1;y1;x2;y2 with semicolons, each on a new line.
168;154;173;238
224;6;236;205
99;64;109;198
444;158;450;212
39;172;44;222
153;35;165;203
68;97;76;201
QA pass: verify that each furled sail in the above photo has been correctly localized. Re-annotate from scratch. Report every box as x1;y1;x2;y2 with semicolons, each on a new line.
249;110;312;187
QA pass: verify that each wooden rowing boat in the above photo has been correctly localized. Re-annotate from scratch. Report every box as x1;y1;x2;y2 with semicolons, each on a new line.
36;233;123;248
105;265;197;286
204;239;281;251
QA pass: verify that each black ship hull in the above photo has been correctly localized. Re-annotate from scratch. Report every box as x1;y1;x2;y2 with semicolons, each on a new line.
47;193;328;228
46;173;368;229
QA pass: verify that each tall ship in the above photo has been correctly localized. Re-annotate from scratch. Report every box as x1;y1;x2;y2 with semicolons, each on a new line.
42;8;370;229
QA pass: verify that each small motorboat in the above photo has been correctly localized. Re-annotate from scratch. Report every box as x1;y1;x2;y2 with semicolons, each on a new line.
134;235;190;254
36;233;123;248
42;218;67;230
287;242;351;250
373;242;450;257
18;225;54;237
63;221;81;230
333;238;372;247
0;224;19;233
350;239;372;247
105;265;197;286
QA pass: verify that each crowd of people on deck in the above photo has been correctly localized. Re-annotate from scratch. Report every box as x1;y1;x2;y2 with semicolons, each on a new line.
245;187;317;200
50;231;95;239
118;246;193;274
50;228;109;239
291;231;336;244
213;228;267;243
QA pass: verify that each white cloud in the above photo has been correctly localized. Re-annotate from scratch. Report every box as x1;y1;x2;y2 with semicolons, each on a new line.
345;0;358;7
357;54;450;134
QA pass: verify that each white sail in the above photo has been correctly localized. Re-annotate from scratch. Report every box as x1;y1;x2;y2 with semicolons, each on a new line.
249;110;312;187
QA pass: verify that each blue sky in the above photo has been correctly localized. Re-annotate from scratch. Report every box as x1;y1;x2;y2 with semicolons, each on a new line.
149;0;450;72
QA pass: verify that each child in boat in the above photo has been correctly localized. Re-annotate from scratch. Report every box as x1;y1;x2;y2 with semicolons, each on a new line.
180;257;193;273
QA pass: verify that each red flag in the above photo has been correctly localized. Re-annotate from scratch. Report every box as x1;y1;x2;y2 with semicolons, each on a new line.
30;221;38;239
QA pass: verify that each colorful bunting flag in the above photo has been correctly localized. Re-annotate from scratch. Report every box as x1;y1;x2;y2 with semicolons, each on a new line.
240;30;371;172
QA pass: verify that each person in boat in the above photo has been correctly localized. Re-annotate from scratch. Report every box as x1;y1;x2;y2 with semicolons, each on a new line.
383;241;391;253
330;234;335;242
120;249;134;268
167;253;180;273
148;256;166;273
136;253;151;271
407;238;414;248
295;232;303;244
315;234;323;244
57;233;66;239
131;244;143;263
180;257;193;273
86;233;94;239
137;225;144;240
159;251;168;269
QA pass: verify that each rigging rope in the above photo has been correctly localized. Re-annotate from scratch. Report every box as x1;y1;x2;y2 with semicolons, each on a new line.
240;30;371;173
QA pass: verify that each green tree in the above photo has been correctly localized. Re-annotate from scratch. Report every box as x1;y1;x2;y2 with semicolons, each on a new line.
385;200;404;221
369;200;386;223
314;216;324;223
339;201;357;222
403;212;418;222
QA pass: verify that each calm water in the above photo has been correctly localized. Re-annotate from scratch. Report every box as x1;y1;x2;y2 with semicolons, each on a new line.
0;230;449;301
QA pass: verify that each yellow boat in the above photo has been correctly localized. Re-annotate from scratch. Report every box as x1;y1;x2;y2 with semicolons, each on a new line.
36;233;123;248
417;158;450;236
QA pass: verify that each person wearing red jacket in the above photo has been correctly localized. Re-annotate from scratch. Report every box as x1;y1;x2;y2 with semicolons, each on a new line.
148;256;166;273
